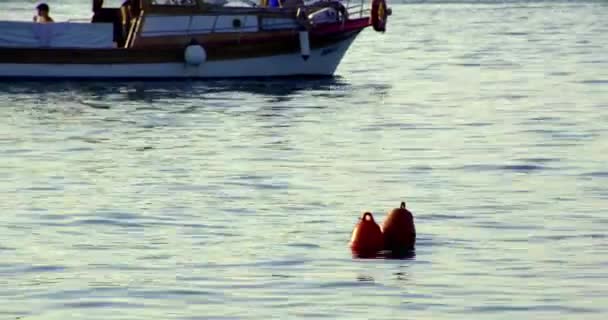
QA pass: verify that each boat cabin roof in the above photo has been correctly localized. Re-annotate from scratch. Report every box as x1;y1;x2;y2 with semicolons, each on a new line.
94;0;320;16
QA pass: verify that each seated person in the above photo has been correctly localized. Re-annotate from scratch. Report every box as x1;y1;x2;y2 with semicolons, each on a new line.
33;3;54;23
267;0;302;7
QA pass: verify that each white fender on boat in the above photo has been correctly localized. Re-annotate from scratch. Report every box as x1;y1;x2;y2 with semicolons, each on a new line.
299;31;310;61
184;44;207;66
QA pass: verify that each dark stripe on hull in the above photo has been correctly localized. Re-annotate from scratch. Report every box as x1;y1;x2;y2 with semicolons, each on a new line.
0;74;338;82
0;28;364;64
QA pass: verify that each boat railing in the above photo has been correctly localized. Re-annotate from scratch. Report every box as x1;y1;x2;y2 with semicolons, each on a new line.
141;0;373;19
301;0;371;20
343;0;371;19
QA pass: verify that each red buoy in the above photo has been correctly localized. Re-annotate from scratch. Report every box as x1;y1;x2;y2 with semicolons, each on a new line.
382;201;416;251
349;212;384;257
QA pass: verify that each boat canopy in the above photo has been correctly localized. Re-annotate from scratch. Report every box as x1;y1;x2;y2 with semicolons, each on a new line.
93;0;274;12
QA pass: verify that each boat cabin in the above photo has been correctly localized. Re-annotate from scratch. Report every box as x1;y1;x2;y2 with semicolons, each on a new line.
95;0;354;48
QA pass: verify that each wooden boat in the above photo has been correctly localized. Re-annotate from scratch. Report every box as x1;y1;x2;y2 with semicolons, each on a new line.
0;0;391;79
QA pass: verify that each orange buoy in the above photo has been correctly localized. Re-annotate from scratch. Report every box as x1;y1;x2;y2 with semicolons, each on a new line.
382;201;416;252
349;212;384;257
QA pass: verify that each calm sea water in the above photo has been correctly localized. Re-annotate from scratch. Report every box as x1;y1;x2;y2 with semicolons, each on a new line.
1;1;608;319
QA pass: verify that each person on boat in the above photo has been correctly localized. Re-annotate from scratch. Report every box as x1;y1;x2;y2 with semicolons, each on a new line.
33;3;54;23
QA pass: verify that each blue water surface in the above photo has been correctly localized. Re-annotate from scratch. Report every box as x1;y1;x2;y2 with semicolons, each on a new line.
1;1;607;319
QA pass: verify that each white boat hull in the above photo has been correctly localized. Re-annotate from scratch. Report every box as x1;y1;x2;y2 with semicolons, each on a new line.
0;34;357;79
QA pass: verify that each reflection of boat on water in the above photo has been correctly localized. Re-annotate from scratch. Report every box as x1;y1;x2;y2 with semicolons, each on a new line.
0;0;391;79
0;77;351;100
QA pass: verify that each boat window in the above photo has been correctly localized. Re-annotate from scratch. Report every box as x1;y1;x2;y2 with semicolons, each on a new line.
150;0;197;5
